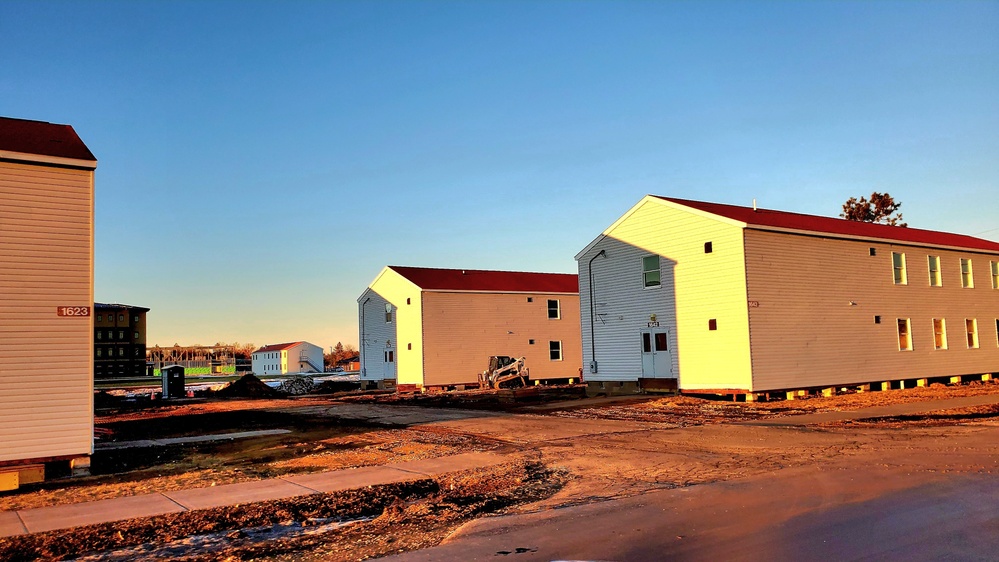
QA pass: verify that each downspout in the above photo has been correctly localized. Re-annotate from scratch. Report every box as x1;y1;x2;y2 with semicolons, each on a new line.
587;249;606;373
360;297;370;377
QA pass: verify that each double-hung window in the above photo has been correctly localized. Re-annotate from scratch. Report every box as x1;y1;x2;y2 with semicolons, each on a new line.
932;319;947;350
643;256;661;288
897;318;912;351
547;299;560;319
991;261;998;289
549;341;563;361
961;259;974;288
892;252;907;285
966;319;979;348
928;256;941;286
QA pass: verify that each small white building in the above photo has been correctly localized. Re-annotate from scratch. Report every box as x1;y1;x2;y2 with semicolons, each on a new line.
358;266;581;391
0;117;97;490
251;341;324;375
577;195;999;396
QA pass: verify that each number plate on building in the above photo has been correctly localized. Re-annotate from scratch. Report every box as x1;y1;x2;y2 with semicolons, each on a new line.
57;306;91;317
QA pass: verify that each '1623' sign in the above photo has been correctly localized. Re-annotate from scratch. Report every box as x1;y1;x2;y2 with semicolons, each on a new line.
57;306;91;317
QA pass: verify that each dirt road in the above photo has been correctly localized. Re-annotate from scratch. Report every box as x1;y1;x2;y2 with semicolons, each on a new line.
3;384;999;560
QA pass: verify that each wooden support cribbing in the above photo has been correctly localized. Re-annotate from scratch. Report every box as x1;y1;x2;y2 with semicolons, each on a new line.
822;387;835;397
786;391;797;401
881;381;892;391
745;392;759;402
983;374;994;382
857;384;871;393
916;378;929;387
949;376;963;385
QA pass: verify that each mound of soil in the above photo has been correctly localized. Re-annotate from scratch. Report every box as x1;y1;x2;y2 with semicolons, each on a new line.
312;380;362;394
214;374;285;398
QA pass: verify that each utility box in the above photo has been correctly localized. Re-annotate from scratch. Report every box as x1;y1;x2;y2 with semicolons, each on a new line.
161;365;185;399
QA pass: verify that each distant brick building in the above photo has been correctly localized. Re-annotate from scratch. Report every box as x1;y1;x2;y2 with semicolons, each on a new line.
94;303;149;378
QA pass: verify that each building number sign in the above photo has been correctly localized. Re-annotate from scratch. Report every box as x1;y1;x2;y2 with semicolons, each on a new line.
57;306;91;317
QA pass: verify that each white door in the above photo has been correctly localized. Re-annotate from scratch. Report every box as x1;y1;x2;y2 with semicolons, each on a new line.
640;329;672;378
383;346;396;378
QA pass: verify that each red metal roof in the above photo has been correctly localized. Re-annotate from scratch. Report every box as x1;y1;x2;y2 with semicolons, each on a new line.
389;266;579;294
253;342;303;354
657;196;999;253
0;116;96;162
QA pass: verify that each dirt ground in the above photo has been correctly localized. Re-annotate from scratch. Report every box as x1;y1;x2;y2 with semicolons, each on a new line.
2;381;999;561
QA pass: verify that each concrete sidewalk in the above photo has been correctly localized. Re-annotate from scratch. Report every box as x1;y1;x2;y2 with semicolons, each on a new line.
743;392;999;426
0;451;506;538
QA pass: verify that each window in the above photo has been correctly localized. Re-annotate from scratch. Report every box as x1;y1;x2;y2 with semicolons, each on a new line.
892;252;906;285
96;331;102;341
991;261;998;289
96;314;103;322
928;256;941;286
133;315;139;322
961;258;974;288
118;314;124;322
134;331;139;340
933;319;947;350
118;330;124;340
643;256;661;288
529;339;535;345
869;248;877;256
966;319;979;348
118;348;125;357
527;297;533;303
406;298;411;305
547;299;560;319
897;318;912;351
96;348;102;358
704;242;713;253
708;319;717;330
549;341;562;361
874;315;881;324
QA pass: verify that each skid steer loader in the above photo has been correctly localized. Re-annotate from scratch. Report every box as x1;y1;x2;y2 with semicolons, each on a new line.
478;356;529;389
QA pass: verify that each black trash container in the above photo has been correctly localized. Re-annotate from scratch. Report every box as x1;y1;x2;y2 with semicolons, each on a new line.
161;365;186;399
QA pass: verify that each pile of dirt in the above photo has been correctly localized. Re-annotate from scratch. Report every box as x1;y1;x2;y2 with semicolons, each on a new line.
213;374;285;398
312;380;362;394
93;391;123;409
277;376;314;395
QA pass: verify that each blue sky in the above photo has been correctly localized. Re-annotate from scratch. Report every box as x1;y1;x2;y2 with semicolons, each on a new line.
3;1;997;350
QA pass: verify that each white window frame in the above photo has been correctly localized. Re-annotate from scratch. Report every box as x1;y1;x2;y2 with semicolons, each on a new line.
897;318;912;351
642;255;661;289
549;340;563;361
932;318;947;350
547;299;561;320
928;255;942;287
892;252;907;285
991;261;998;289
966;318;979;348
961;258;974;288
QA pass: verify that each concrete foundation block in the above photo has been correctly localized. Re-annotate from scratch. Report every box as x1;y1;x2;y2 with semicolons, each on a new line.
71;456;91;478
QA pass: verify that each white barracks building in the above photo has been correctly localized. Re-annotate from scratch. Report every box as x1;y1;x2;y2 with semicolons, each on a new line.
0;117;97;490
577;195;999;397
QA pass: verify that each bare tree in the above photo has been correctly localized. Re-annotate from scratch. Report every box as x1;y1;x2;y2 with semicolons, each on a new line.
841;192;907;227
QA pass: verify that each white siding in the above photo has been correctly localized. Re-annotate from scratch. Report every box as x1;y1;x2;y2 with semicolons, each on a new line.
357;287;398;382
746;230;999;390
0;161;94;463
577;197;753;390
